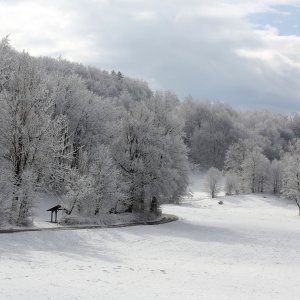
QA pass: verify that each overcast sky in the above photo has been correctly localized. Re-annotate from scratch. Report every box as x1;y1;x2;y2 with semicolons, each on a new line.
0;0;300;111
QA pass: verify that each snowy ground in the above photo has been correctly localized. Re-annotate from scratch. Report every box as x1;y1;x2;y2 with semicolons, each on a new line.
1;176;300;299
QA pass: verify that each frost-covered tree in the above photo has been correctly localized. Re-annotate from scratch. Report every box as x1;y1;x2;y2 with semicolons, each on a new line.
182;99;243;169
0;45;71;225
270;159;283;194
281;140;300;214
224;172;240;195
90;145;124;214
62;169;93;217
112;96;189;213
241;148;270;193
282;156;300;214
224;141;248;174
111;102;161;213
241;111;294;160
147;91;189;204
205;167;222;198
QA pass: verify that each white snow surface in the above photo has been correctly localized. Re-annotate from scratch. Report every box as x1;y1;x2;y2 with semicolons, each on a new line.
1;174;300;299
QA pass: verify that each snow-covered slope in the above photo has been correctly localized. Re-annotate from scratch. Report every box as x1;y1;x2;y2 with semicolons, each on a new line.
1;186;300;299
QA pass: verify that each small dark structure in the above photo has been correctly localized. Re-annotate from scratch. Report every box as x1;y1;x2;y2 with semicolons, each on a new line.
47;205;63;223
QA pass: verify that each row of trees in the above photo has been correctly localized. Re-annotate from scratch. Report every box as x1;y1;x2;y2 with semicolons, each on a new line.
183;99;300;214
204;139;300;214
0;38;189;226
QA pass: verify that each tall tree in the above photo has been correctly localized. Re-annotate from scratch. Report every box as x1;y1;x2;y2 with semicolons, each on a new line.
282;140;300;214
0;48;70;225
242;148;270;193
205;167;221;198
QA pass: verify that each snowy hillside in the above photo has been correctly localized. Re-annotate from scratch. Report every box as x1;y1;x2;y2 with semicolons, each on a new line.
1;178;300;300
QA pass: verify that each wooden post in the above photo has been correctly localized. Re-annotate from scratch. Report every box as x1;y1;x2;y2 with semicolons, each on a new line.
51;211;53;223
55;210;57;223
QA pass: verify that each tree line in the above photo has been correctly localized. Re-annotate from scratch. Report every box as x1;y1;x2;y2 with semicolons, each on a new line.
183;101;300;213
1;36;300;227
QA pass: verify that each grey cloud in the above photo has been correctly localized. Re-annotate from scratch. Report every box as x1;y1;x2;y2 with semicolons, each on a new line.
0;0;300;111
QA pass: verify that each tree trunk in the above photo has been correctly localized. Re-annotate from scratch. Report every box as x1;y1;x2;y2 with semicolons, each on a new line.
17;192;29;226
9;174;21;224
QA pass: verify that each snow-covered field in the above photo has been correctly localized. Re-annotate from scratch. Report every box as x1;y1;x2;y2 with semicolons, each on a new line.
1;176;300;299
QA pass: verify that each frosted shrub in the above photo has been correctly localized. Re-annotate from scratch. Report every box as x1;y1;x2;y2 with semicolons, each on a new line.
205;167;221;198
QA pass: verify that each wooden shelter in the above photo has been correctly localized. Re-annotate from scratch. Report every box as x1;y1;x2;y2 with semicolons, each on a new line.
47;205;63;223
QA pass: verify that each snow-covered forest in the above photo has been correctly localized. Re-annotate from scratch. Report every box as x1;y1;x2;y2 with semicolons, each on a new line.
0;37;189;227
1;36;300;228
184;100;300;213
